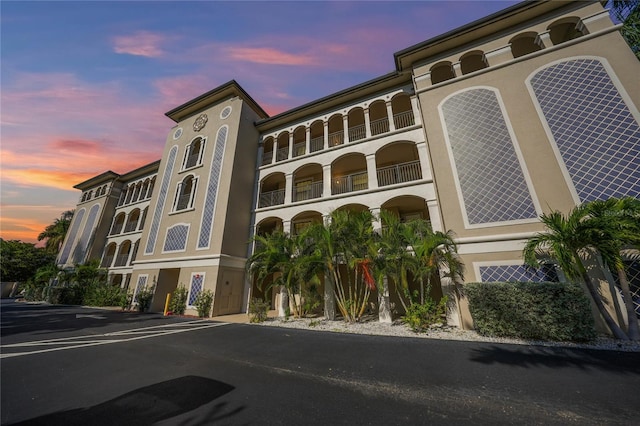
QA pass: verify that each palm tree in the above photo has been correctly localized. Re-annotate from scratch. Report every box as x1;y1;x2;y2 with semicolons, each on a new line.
523;206;629;340
583;197;640;340
38;210;74;254
604;0;640;60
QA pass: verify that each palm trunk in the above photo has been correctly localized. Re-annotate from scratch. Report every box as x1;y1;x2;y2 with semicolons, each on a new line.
617;267;640;340
574;252;629;340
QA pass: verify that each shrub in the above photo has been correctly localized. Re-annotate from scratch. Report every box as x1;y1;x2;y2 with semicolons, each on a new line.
402;296;448;333
169;285;188;315
135;286;155;313
248;298;270;323
194;289;214;318
83;283;129;307
21;280;48;301
466;282;596;342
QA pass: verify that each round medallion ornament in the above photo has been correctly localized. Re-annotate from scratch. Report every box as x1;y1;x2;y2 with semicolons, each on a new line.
193;114;208;131
220;106;232;119
173;127;183;140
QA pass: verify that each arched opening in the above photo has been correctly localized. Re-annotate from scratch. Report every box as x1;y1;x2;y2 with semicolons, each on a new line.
291;211;323;235
347;107;366;142
139;207;148;230
146;177;156;199
261;137;275;166
259;172;286;207
175;175;196;211
369;100;389;136
430;61;455;84
110;274;123;287
141;180;150;200
328;114;344;147
101;243;117;267
460;50;488;75
332;153;368;195
293;126;306;157
184;137;204;169
292;163;323;202
548;17;585;45
276;132;290;162
375;142;422;187
391;93;415;130
124;209;141;233
310;120;324;153
124;185;135;204
334;203;369;214
130;240;140;264
110;213;126;235
115;240;132;267
510;32;542;58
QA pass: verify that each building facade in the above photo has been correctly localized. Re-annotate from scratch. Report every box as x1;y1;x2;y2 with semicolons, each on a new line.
58;1;640;329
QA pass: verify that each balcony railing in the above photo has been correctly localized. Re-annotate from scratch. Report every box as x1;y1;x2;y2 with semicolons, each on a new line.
176;194;191;211
332;171;368;195
110;223;124;235
184;153;200;169
114;254;130;267
370;117;390;136
259;189;285;208
101;255;114;268
310;137;323;152
393;111;415;129
261;151;273;166
377;160;422;187
124;221;138;233
348;124;366;142
292;181;323;202
328;130;344;147
276;147;289;162
293;142;306;157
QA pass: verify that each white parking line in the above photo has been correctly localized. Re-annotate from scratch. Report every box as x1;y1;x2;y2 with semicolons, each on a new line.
1;322;230;359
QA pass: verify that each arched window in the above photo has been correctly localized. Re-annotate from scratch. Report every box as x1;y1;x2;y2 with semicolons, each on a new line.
430;61;455;84
510;32;542;58
548;18;585;45
174;175;198;211
460;51;488;75
183;137;205;169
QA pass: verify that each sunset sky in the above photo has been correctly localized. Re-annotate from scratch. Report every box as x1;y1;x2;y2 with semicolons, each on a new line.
1;0;519;244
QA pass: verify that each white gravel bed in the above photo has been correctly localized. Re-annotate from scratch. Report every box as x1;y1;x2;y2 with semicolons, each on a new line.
256;316;640;352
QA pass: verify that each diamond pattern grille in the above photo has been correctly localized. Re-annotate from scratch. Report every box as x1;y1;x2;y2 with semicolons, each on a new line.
188;274;204;306
146;146;178;254
72;204;100;264
613;261;640;318
479;264;558;283
59;208;85;264
442;89;537;225
164;224;189;252
530;59;640;202
133;275;148;301
198;126;227;249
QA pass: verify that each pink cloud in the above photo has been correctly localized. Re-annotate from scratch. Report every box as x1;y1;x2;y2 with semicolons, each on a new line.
49;139;102;155
225;47;317;66
112;30;167;57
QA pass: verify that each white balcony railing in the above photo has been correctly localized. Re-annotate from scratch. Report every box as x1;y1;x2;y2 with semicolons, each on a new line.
310;137;323;152
124;221;138;233
114;254;130;267
328;130;344;147
370;117;390;136
393;111;415;129
276;147;289;162
101;256;114;268
259;189;285;208
332;171;368;195
292;181;323;202
261;151;273;166
293;142;306;157
377;160;422;187
348;125;366;142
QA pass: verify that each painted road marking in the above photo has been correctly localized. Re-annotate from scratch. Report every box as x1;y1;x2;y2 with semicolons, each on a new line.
0;321;230;359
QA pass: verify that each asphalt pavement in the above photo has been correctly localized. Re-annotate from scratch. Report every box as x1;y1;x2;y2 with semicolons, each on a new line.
1;299;638;425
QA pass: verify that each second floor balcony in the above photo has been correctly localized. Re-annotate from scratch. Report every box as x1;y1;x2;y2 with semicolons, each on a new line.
332;171;368;195
377;160;422;187
259;188;285;208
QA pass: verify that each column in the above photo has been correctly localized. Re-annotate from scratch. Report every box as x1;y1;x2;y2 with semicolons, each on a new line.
256;137;264;169
416;142;432;181
271;135;278;165
410;96;422;127
364;108;372;139
111;243;120;268
282;220;292;235
323;121;329;150
536;31;551;48
305;126;311;155
386;101;396;132
342;114;349;143
452;62;462;77
125;241;137;266
323;164;332;197
284;173;293;204
366;153;378;190
426;200;444;232
288;132;294;159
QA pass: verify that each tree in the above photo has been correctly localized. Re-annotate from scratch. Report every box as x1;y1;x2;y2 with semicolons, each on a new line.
0;239;56;282
38;210;74;254
604;0;640;60
523;205;629;340
582;197;640;340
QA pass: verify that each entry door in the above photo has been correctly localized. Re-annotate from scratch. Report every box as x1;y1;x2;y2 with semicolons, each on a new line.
216;271;243;315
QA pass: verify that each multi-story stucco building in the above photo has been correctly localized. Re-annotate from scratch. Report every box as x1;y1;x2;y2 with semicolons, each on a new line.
57;1;640;330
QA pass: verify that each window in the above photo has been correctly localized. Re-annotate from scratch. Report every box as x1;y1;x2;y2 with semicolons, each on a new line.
183;137;205;170
187;273;205;307
173;175;198;212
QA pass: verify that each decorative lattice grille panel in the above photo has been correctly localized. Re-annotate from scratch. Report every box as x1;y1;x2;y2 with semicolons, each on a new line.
479;264;558;283
133;275;148;301
146;146;178;254
72;204;100;264
188;274;204;306
163;224;189;252
441;89;537;225
530;59;640;202
59;208;85;264
613;261;640;318
198;126;228;249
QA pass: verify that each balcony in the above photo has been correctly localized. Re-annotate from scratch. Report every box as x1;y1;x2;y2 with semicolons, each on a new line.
261;151;273;166
114;254;129;267
124;221;138;233
184;153;200;169
370;117;390;136
393;111;415;129
293;142;306;157
328;130;344;147
332;171;368;195
276;147;289;162
110;223;124;236
176;194;191;211
259;188;285;208
377;160;422;187
310;137;323;153
293;181;323;202
101;255;114;268
348;125;366;142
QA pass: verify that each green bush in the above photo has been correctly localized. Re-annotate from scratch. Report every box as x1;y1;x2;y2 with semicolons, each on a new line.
466;282;596;342
47;284;84;305
194;289;214;318
135;286;155;313
83;284;129;307
169;285;188;315
21;280;48;301
402;296;448;332
248;298;270;323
